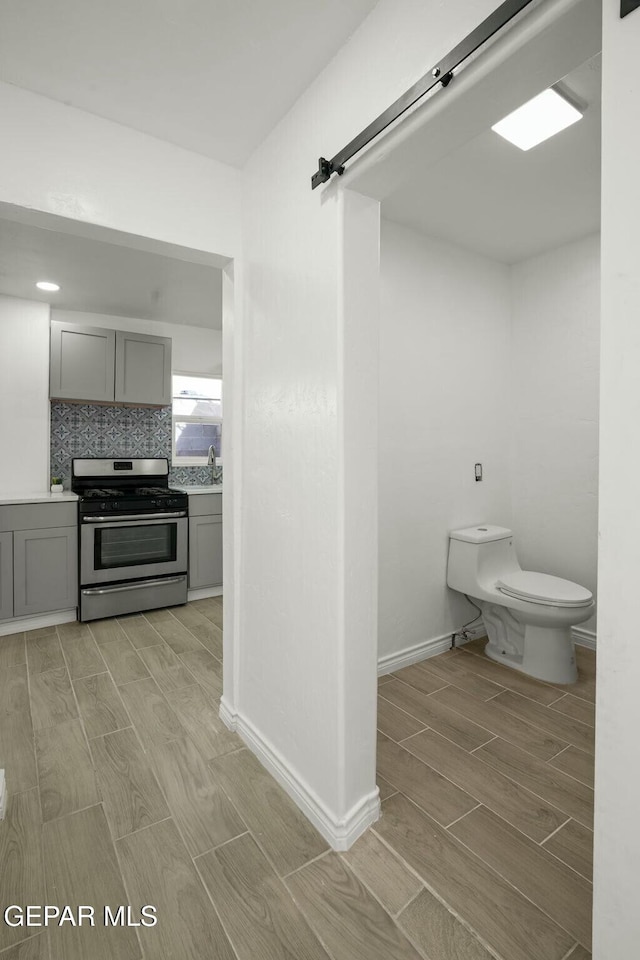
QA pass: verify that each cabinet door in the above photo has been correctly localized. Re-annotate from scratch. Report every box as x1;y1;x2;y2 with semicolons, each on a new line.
114;331;172;406
50;321;116;402
189;515;223;588
13;527;78;617
0;531;13;621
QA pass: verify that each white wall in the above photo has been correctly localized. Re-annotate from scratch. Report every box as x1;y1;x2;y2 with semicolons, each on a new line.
378;226;600;664
510;234;600;633
594;4;640;956
378;221;512;663
52;310;222;377
238;0;501;844
0;82;240;258
0;296;50;493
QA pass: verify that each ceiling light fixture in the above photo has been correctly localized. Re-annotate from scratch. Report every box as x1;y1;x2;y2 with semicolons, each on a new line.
491;87;583;151
36;281;61;292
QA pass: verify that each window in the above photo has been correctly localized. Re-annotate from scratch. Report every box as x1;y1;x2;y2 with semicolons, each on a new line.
172;374;222;466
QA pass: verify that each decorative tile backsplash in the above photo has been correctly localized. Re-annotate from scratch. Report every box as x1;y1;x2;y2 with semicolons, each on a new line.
169;464;216;485
50;402;219;487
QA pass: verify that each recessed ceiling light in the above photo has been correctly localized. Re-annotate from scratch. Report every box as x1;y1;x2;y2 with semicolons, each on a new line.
36;281;60;292
491;88;583;151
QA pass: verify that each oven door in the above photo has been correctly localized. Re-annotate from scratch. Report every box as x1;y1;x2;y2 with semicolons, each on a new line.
81;515;188;585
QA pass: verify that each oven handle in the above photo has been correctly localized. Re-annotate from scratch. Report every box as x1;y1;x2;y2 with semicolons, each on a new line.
82;510;188;522
81;576;187;596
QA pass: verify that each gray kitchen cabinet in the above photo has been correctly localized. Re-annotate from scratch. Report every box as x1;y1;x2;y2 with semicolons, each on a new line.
115;330;172;406
189;514;223;588
50;322;172;406
0;531;13;621
50;321;116;402
187;493;223;518
13;526;78;617
0;502;77;532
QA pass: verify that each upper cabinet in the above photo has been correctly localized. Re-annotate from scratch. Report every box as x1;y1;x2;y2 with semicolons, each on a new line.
50;322;116;403
114;330;172;406
50;321;172;406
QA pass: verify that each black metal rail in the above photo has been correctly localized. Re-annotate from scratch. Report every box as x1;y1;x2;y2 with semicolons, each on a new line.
621;0;640;18
311;0;538;190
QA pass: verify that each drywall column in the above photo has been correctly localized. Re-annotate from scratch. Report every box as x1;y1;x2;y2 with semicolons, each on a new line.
233;167;380;843
593;3;640;955
338;188;380;830
237;0;502;847
221;259;242;722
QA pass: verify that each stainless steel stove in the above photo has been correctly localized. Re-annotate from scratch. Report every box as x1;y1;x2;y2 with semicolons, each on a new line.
72;458;188;621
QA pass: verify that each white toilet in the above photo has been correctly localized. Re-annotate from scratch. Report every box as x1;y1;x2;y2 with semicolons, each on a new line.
446;524;594;684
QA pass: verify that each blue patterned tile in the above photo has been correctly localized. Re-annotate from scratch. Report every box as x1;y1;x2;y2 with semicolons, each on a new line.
51;401;172;483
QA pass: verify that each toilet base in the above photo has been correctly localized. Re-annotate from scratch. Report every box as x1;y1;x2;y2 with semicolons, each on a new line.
485;623;577;684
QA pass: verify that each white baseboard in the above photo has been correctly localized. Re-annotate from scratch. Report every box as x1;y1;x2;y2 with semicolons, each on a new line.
572;626;597;650
378;628;476;676
218;700;380;850
379;620;595;675
219;696;237;731
188;586;223;601
0;608;77;637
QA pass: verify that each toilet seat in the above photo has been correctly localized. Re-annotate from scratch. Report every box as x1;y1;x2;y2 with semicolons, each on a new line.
496;571;593;608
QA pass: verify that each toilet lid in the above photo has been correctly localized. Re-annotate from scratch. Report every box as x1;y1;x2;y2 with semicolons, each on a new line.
496;571;593;607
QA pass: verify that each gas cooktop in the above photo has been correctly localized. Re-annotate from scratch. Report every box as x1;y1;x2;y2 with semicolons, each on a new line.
79;486;182;499
71;458;188;516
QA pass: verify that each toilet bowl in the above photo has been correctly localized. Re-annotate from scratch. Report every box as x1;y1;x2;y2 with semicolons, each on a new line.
446;525;594;684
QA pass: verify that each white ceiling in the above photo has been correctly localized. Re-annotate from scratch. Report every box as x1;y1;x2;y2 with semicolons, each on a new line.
0;215;222;328
382;54;601;264
0;0;378;167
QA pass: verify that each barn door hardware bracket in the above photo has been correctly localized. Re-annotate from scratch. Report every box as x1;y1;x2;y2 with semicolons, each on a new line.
311;157;345;190
311;0;536;190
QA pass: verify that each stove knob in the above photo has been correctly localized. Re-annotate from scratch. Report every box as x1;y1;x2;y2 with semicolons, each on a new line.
100;502;107;511
112;501;120;510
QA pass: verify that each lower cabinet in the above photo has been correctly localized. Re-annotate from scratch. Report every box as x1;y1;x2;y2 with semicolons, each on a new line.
13;526;78;617
0;531;13;621
189;515;223;589
0;501;79;625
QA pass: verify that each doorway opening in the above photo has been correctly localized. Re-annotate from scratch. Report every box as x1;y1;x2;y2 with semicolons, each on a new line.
342;0;600;954
0;202;238;680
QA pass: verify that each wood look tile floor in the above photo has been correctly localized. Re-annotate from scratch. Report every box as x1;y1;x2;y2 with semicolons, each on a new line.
0;614;594;960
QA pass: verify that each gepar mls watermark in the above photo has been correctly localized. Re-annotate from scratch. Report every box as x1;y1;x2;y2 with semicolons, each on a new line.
3;905;157;928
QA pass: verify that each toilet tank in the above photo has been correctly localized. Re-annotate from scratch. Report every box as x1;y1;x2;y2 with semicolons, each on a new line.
447;525;520;596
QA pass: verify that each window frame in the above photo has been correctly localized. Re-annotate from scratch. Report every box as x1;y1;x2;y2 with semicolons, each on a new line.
171;371;223;467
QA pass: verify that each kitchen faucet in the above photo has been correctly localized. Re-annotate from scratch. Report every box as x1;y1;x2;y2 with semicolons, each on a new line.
208;445;222;484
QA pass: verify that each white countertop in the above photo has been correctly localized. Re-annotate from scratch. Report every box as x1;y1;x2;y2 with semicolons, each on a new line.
173;484;223;495
0;492;79;506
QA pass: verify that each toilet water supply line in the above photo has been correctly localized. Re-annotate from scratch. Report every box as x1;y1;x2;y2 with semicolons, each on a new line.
451;596;483;648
